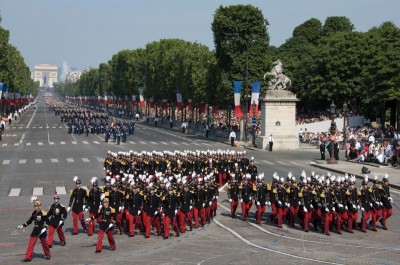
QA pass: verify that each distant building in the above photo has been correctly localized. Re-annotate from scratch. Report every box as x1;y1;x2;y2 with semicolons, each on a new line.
34;64;58;87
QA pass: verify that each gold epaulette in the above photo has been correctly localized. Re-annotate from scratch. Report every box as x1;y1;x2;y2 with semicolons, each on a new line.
253;185;257;192
357;190;361;196
239;185;242;189
125;195;130;199
346;190;350;196
311;190;317;195
273;188;277;194
320;192;325;198
86;190;90;196
227;184;231;189
42;211;47;216
298;192;303;198
105;191;110;197
286;188;291;193
69;189;74;195
110;207;115;214
368;188;372;193
267;184;272;191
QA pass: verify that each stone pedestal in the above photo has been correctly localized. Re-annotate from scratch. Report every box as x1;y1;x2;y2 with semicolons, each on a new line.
257;90;299;150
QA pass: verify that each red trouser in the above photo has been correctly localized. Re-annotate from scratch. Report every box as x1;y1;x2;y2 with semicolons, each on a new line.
115;210;123;232
361;210;371;231
323;212;333;234
230;199;238;218
241;201;252;221
163;216;179;237
88;212;97;235
301;211;312;231
193;207;205;227
371;208;382;229
127;213;141;236
178;210;192;232
336;211;348;233
277;207;288;228
381;208;392;228
142;211;161;237
218;173;226;187
96;229;115;251
347;211;358;232
204;206;211;222
25;236;50;261
72;211;86;233
288;206;299;226
210;201;218;217
255;205;266;223
47;225;65;246
270;203;278;223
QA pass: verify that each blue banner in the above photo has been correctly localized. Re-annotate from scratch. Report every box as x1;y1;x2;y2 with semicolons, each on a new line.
252;81;261;93
233;81;242;94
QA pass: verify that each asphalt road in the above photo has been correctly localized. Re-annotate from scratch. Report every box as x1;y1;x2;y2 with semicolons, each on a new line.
0;93;399;265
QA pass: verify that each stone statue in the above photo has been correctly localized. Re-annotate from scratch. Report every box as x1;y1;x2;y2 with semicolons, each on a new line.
263;59;291;90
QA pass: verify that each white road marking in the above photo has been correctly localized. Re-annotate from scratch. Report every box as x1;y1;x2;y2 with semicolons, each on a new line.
33;187;43;196
67;158;75;163
149;141;157;145
261;160;274;165
3;160;10;165
51;158;59;163
8;188;21;197
276;161;286;165
39;126;43;129
19;133;25;144
38;142;43;146
2;143;7;146
56;186;66;195
19;159;26;164
14;143;19;146
160;141;168;145
290;161;301;166
52;127;56;129
93;141;100;144
129;141;136;144
82;141;89;145
32;127;36;129
71;141;77;144
60;141;66;145
49;142;54;145
59;126;63;128
81;186;88;190
140;141;147;144
96;157;104;162
26;143;31;146
170;142;179;145
26;106;38;128
35;159;43;163
82;158;90;162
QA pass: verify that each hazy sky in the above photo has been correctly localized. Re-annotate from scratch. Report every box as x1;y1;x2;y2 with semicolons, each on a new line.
1;0;399;71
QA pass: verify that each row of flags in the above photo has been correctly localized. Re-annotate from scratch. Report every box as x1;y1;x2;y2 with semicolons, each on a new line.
66;81;260;118
0;82;33;105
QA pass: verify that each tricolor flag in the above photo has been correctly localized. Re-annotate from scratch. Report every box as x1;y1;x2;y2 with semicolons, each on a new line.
249;81;260;117
233;81;244;118
0;83;3;99
139;88;145;108
176;89;182;110
149;97;154;108
131;95;137;107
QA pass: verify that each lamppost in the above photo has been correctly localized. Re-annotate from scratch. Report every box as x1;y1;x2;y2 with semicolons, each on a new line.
342;102;348;150
251;101;256;147
327;101;338;164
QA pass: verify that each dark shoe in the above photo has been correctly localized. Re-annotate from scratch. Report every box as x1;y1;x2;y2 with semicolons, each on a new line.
45;256;50;260
337;231;342;235
48;245;52;248
176;233;180;237
323;232;331;236
88;234;93;236
305;230;309;233
362;230;366;233
372;228;377;232
61;241;66;246
72;232;78;235
95;250;101;253
23;259;31;262
129;234;134;237
383;226;388;230
189;227;193;231
119;230;122;235
83;228;87;233
110;247;116;251
348;230;354;233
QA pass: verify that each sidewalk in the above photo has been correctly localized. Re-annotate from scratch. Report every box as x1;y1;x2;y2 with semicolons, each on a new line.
310;159;400;190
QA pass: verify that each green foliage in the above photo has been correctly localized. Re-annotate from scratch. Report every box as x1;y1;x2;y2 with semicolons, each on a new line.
322;16;354;35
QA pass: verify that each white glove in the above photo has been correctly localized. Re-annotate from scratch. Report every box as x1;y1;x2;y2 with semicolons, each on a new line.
86;218;91;222
379;202;383;206
229;199;232;202
59;220;63;226
353;204;356;209
257;202;260;206
370;203;373;207
249;197;252;201
18;225;24;229
303;207;308;213
286;202;291;207
357;205;360;210
108;223;113;229
298;201;301;205
318;203;322;208
345;206;348;210
267;201;271;206
67;207;71;213
325;207;329;212
216;196;219;199
138;210;141;215
277;200;281;205
209;201;212;206
190;206;193;210
40;228;46;234
84;207;89;213
119;206;123;212
338;204;343;208
240;199;243;203
361;207;365;212
175;210;178;215
332;207;336;212
103;167;106;170
310;204;314;209
154;211;158;215
202;203;205;207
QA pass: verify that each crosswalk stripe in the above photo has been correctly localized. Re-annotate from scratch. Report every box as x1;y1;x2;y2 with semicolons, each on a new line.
170;142;179;145
182;142;190;145
33;187;43;196
9;188;21;197
149;141;157;145
160;142;168;145
26;143;31;146
82;158;90;162
290;161;301;166
82;141;89;145
51;158;59;163
93;141;100;144
1;143;7;146
39;126;43;129
59;126;63;128
49;142;54;145
19;159;26;164
128;141;136;144
38;142;43;146
2;160;10;165
56;186;66;195
35;159;43;163
52;127;56;129
14;143;19;146
71;141;77;144
60;141;66;145
276;161;286;165
96;157;104;162
32;127;36;129
66;158;75;163
261;160;274;165
140;141;147;144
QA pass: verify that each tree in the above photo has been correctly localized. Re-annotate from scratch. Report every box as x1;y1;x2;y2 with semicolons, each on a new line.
322;16;354;35
292;18;322;45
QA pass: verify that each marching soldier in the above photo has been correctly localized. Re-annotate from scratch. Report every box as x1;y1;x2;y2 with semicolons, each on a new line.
109;181;124;234
86;178;103;236
240;175;253;221
359;177;372;232
346;177;359;233
333;180;348;234
179;184;193;232
68;177;88;235
142;187;161;238
321;182;335;235
287;176;300;228
193;181;206;228
380;175;393;230
276;178;288;228
18;198;51;262
210;177;219;219
47;194;68;248
162;186;180;239
227;176;240;218
126;184;143;237
253;174;268;224
370;177;383;231
299;180;313;232
86;197;116;253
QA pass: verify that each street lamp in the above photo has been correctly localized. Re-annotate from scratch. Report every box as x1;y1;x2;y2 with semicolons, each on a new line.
342;102;348;150
327;101;338;164
252;101;256;147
